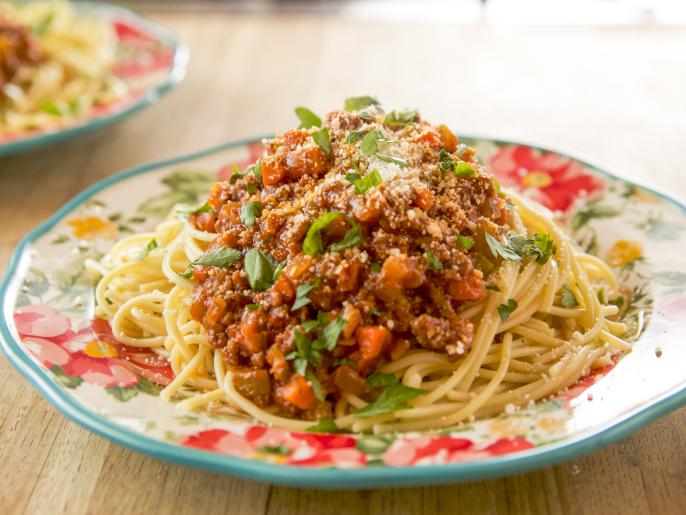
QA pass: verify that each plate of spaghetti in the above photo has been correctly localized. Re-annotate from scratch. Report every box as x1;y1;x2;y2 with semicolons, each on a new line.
0;0;187;155
2;98;686;487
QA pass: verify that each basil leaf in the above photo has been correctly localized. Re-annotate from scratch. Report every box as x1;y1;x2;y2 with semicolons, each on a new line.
306;417;342;433
311;127;332;156
328;219;363;252
498;299;518;321
560;284;579;308
137;239;158;260
179;247;242;278
351;169;383;194
244;248;279;291
319;316;347;351
360;130;380;157
305;370;324;401
367;372;399;387
291;278;321;311
456;233;475;250
384;108;417;127
346;130;365;144
424;250;443;271
303;212;342;256
486;233;522;261
485;284;501;292
240;201;262;227
376;153;408;168
344;96;381;112
356;383;424;418
294;106;322;129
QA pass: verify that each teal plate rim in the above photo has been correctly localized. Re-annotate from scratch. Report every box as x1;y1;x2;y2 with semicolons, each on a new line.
0;1;189;157
1;134;685;489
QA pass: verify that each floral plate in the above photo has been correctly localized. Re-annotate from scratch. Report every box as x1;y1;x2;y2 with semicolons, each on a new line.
0;2;188;156
2;136;686;488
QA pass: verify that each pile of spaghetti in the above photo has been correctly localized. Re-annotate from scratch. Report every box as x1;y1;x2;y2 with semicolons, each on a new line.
0;0;127;133
88;98;630;434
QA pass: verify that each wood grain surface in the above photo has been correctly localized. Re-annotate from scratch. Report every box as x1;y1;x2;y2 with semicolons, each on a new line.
1;9;685;515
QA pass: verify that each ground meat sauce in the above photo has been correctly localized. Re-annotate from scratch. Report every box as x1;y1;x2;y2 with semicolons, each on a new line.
190;104;510;420
0;20;44;91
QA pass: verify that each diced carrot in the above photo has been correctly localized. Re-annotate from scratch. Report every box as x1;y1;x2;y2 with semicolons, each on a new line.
204;296;226;326
388;337;410;360
448;273;485;301
342;304;361;339
413;186;434;211
414;130;442;150
338;260;361;292
272;274;295;303
381;255;424;291
437;124;458;153
261;156;285;186
240;311;265;354
355;325;390;361
280;374;317;410
282;129;310;147
333;365;369;395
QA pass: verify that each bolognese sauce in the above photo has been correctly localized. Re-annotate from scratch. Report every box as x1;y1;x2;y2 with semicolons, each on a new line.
188;101;510;419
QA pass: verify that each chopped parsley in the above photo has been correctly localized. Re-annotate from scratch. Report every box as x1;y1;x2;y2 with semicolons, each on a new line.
485;284;501;292
345;172;362;184
356;383;424;418
306;417;343;433
498;299;518;321
438;149;475;177
350;169;383;194
360;130;382;156
376;153;408;168
485;233;556;265
294;106;322;129
455;233;475;251
311;127;332;156
178;247;241;279
384;108;417;127
137;239;158;260
177;202;212;219
239;201;262;227
246;303;260;311
243;248;280;291
291;278;321;311
608;295;625;308
303;212;362;256
424;250;443;271
344;96;381;112
370;262;381;273
560;284;579;308
346;130;366;144
306;370;324;401
286;316;347;385
367;372;399;387
328;219;363;252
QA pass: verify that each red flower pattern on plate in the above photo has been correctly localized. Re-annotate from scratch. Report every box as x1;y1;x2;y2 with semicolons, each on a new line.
14;305;173;389
489;145;603;212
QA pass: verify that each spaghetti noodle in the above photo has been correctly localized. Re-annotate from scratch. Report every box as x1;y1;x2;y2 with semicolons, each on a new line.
87;101;630;434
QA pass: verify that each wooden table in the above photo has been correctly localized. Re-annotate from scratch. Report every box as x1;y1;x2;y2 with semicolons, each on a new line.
2;9;686;515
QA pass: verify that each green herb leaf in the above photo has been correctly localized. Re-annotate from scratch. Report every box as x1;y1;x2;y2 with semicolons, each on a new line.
485;284;501;292
498;299;518;321
367;372;399;387
178;247;241;278
345;172;362;184
240;201;263;227
508;233;556;265
424;250;443;271
247;160;262;184
356;383;424;418
485;233;523;261
291;278;321;311
177;202;212;219
244;248;279;291
319;316;347;351
33;12;54;36
303;212;342;256
454;162;476;178
306;370;324;401
360;130;380;156
294;106;322;129
351;169;383;194
301;319;322;333
311;127;332;156
346;130;365;144
608;295;625;308
560;284;579;308
334;358;356;368
455;233;475;251
229;165;242;184
328;219;363;252
370;262;381;273
246;183;258;194
376;153;408;168
137;239;158;260
306;417;342;433
384;108;417;127
438;149;455;173
246;303;260;311
344;96;381;112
